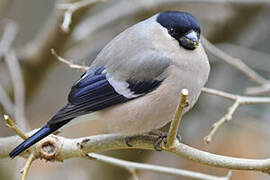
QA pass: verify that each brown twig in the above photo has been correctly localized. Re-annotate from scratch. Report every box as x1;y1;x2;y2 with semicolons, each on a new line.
51;49;88;71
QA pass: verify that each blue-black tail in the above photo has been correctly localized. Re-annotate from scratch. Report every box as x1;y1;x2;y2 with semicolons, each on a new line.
9;120;70;158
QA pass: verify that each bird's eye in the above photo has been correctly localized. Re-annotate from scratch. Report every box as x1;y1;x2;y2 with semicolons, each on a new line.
179;30;199;50
169;28;175;35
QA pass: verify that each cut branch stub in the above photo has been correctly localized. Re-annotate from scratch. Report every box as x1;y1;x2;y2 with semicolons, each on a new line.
36;135;61;161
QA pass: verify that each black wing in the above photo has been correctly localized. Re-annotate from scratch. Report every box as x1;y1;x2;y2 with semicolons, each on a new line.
48;67;163;125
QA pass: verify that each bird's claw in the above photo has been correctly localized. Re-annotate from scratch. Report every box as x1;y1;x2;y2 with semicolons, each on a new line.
152;130;182;151
125;137;133;147
154;135;166;151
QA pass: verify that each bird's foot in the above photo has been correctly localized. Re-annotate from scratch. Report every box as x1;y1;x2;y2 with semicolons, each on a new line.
151;130;182;151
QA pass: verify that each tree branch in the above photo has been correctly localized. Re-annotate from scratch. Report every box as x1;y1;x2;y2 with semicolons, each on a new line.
2;116;230;180
202;87;270;143
4;115;34;180
17;0;99;100
20;153;35;180
201;37;269;86
2;132;270;173
52;50;270;145
51;48;88;71
4;115;28;140
1;3;270;178
0;21;18;116
245;84;270;95
201;37;270;96
166;89;188;148
73;0;270;41
0;20;17;60
0;84;14;116
5;51;29;130
87;153;231;180
57;0;105;33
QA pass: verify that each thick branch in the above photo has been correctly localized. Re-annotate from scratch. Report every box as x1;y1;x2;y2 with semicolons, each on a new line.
1;133;270;173
4;116;230;180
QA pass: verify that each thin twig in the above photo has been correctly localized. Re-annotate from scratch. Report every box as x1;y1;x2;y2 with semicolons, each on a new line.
0;21;18;60
57;0;105;33
0;85;14;116
17;0;94;102
202;87;270;143
5;116;35;180
4;115;28;140
202;36;270;95
166;89;189;148
202;87;270;104
0;21;18;116
51;49;88;71
5;51;29;130
128;168;138;180
20;153;35;180
245;84;270;95
201;37;269;85
87;153;231;180
204;101;240;144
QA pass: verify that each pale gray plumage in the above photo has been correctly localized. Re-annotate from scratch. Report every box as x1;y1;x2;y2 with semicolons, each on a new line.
87;13;210;135
9;11;210;158
93;16;171;82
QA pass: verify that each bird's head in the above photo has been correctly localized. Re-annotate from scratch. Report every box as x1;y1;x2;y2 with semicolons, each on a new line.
156;11;201;50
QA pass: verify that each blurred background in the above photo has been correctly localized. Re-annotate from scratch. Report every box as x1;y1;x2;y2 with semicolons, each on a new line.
0;0;270;179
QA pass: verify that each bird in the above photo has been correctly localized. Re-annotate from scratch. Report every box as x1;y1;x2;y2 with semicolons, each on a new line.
9;11;210;158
